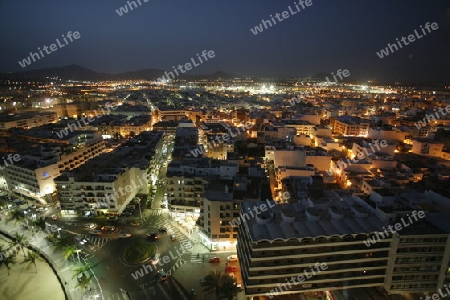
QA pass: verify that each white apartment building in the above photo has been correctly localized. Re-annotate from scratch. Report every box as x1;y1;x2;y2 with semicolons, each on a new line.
351;140;396;159
199;175;263;251
55;131;163;215
237;190;450;299
166;159;238;216
271;146;331;172
262;126;296;143
3;134;105;203
284;120;316;136
367;127;406;143
333;116;370;136
0;111;58;130
411;139;444;157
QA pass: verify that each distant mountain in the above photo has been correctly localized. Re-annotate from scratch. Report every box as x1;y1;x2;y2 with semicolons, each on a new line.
0;64;237;81
312;71;358;84
312;72;331;81
1;64;111;81
115;68;167;81
207;71;236;79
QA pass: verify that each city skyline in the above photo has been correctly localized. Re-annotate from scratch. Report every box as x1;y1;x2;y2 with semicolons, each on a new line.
1;1;450;299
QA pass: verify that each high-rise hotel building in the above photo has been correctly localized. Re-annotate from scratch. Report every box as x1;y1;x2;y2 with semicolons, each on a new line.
237;181;450;299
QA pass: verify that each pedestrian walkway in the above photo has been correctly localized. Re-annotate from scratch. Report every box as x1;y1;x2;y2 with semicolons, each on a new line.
81;234;110;248
150;209;163;216
189;253;203;263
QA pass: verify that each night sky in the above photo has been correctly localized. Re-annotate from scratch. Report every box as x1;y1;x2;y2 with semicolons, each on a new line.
0;0;449;83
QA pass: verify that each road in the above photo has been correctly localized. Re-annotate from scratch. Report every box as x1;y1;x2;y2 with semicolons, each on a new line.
44;202;193;300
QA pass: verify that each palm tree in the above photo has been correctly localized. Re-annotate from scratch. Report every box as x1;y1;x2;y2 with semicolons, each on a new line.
8;209;24;223
21;250;41;273
52;236;70;250
72;263;91;279
201;269;224;299
63;245;77;261
0;252;16;275
219;274;240;300
76;273;93;290
9;233;28;258
33;217;46;231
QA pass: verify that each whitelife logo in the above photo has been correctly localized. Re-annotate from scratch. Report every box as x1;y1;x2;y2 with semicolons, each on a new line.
130;242;192;280
376;22;439;59
421;285;450;300
228;199;279;227
55;102;117;139
103;173;148;204
18;31;81;68
250;0;313;35
115;0;149;16
0;154;21;170
325;69;350;84
157;50;215;83
363;211;426;247
329;139;389;177
265;262;328;299
415;105;450;129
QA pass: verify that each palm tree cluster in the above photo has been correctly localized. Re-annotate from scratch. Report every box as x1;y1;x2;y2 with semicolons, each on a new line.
0;233;42;275
8;209;24;224
0;225;94;290
201;270;241;300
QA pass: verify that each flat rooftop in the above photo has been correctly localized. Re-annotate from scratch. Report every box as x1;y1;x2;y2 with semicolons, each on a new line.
242;193;445;242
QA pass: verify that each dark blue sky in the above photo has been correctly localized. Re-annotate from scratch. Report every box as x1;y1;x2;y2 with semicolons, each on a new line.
0;0;449;82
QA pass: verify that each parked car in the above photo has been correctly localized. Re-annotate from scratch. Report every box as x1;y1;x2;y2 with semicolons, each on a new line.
225;266;238;273
209;257;220;263
227;255;238;262
84;223;97;230
101;226;115;231
147;233;160;240
77;237;89;245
